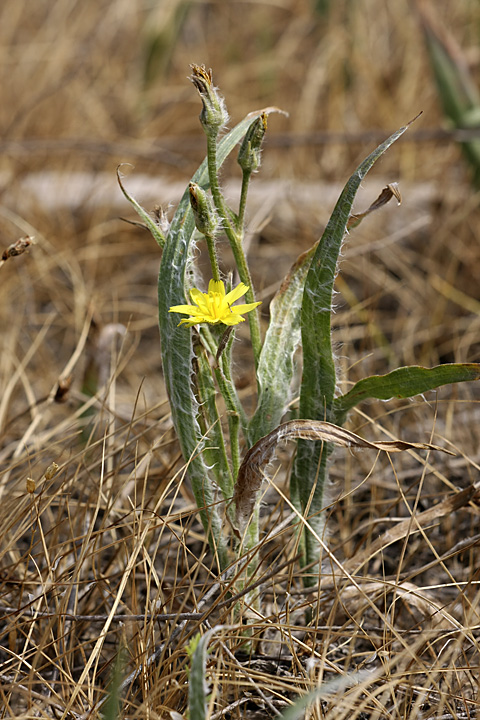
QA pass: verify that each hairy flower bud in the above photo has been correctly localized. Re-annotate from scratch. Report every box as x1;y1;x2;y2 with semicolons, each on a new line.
237;113;268;173
189;182;219;236
189;64;229;134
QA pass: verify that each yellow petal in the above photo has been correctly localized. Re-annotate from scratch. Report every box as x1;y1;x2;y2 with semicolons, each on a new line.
208;279;226;296
169;304;195;314
230;301;261;314
220;314;245;325
225;282;249;304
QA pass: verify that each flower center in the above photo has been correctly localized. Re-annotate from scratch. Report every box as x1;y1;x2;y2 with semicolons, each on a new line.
208;292;227;320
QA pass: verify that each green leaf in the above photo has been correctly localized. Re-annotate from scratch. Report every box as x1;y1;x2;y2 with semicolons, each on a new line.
291;119;416;572
299;120;415;425
117;166;166;248
101;645;126;720
247;245;315;446
333;363;480;426
188;627;226;720
188;632;210;720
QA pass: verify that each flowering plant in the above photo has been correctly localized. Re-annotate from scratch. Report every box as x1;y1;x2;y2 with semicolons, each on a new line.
120;65;480;588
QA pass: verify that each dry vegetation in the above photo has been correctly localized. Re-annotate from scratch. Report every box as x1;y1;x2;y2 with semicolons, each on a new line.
1;1;480;718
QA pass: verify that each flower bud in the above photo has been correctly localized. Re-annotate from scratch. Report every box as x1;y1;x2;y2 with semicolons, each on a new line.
189;64;229;134
2;235;34;261
189;182;219;236
237;113;268;173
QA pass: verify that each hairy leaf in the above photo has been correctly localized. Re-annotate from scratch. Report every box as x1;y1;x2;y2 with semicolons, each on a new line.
247;245;315;446
291;119;418;566
333;363;480;425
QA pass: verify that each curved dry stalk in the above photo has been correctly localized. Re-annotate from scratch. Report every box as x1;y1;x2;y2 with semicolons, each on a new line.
233;419;453;534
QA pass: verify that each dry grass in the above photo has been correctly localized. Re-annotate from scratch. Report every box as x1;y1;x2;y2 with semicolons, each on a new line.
1;1;480;718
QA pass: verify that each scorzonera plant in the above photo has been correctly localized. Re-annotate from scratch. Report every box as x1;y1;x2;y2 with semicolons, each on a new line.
120;64;480;582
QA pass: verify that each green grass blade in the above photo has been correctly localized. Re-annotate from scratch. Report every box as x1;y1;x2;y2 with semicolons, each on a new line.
292;120;415;570
417;5;479;123
418;5;480;186
280;669;372;720
333;363;480;426
101;645;126;720
247;245;315;446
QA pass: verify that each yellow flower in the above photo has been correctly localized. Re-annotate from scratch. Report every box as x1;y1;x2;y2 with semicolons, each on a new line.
169;280;261;328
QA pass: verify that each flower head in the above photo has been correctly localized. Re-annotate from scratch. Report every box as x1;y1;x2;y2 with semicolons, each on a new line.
169;280;261;328
189;64;229;134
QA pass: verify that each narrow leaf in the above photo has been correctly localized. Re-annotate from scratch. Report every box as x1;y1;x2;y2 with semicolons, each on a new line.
234;418;451;534
416;1;480;121
333;363;480;425
188;631;211;720
188;626;229;720
280;670;373;720
117;165;166;248
292;120;418;546
299;119;418;427
247;245;315;446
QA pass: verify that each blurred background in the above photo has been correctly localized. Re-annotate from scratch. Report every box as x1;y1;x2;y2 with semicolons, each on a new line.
1;0;476;177
1;0;480;465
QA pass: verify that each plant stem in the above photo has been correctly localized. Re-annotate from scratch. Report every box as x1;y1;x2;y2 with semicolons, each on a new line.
237;170;251;231
206;133;262;369
204;229;221;282
195;346;234;502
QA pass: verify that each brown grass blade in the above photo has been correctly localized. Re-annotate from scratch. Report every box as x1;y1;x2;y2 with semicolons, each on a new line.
342;481;480;576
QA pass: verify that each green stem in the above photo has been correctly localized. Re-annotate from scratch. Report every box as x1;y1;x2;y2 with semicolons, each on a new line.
237;170;252;231
206;133;262;368
227;411;241;480
201;325;247;453
204;229;221;282
195;346;235;503
219;351;248;431
213;363;246;442
221;328;242;477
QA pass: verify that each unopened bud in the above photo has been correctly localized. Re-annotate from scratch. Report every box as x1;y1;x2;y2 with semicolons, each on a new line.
189;183;219;236
237;113;268;173
2;236;35;261
44;463;59;481
189;64;229;134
